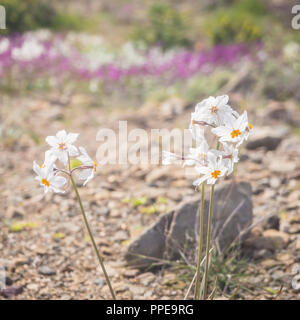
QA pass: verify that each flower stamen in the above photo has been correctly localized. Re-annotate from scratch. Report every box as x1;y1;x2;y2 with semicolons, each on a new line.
211;170;221;179
41;178;50;187
210;105;219;114
231;129;241;138
58;142;66;150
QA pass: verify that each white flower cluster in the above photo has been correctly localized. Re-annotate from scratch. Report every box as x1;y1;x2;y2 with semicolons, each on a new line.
163;95;252;186
12;39;45;61
33;130;97;193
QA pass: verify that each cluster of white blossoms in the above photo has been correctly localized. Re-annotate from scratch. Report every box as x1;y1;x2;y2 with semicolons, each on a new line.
163;95;252;186
33;130;97;193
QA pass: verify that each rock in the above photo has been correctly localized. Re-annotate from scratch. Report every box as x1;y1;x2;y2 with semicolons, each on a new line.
145;167;173;185
271;270;286;281
269;158;297;174
125;181;253;268
7;206;25;219
112;230;128;242
243;236;276;252
94;207;110;217
296;239;300;251
262;101;300;126
94;279;105;288
279;137;300;155
262;229;290;249
125;210;174;268
246;126;290;150
27;283;39;291
38;265;57;276
167;181;253;256
0;285;23;298
253;248;273;260
5;276;13;286
270;177;281;189
262;215;280;231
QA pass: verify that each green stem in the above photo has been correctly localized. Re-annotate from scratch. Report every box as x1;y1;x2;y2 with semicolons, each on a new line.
194;182;205;300
70;175;117;300
203;184;215;300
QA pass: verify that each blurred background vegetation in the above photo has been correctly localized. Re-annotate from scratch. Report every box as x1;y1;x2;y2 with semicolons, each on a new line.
0;0;299;107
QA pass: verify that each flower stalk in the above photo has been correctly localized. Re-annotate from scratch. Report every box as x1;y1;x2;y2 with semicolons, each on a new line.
70;175;117;300
203;184;215;299
194;182;205;300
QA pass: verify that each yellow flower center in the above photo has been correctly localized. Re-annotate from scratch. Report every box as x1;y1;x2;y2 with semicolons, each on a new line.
41;178;50;187
211;170;221;179
40;163;44;168
248;123;253;129
93;161;97;172
231;129;241;138
210;105;219;114
58;142;66;150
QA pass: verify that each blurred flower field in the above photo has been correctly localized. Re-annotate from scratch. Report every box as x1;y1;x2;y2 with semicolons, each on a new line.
0;31;258;89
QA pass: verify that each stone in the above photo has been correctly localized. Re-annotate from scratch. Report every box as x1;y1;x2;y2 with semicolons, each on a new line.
295;239;300;251
246;126;290;150
253;249;273;260
262;229;290;249
27;283;39;291
38;265;57;276
262;101;300;126
125;181;253;268
94;279;105;288
270;177;281;189
7;206;25;219
125;210;174;268
269;158;297;174
279;137;300;155
95;207;110;217
145;167;173;185
0;285;23;298
243;236;276;251
262;215;280;231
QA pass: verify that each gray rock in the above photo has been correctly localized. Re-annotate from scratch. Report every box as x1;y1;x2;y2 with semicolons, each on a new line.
125;211;174;268
262;102;300;126
38;265;56;276
0;285;23;298
125;181;253;268
246;126;290;151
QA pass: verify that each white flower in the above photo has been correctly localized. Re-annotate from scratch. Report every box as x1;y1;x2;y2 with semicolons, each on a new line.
39;150;57;169
184;139;209;167
220;143;239;175
189;122;205;143
211;111;248;145
162;151;181;165
33;161;66;193
46;130;79;165
193;153;227;186
77;147;97;185
0;38;9;54
12;39;44;61
191;95;238;126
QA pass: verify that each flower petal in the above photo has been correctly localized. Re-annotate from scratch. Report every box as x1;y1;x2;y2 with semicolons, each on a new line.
51;175;67;188
66;133;79;144
33;161;41;176
56;130;67;141
45;135;58;147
